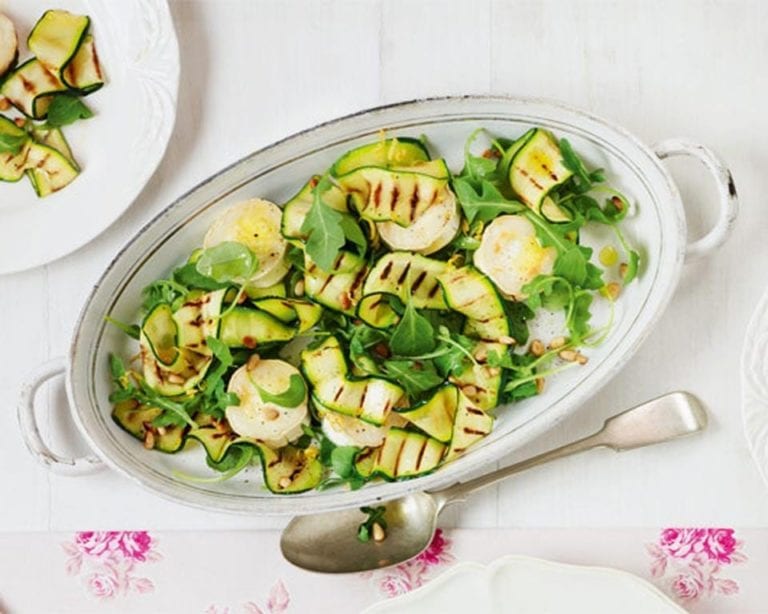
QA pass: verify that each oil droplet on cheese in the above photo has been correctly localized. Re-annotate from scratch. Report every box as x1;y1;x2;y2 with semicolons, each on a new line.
599;245;619;267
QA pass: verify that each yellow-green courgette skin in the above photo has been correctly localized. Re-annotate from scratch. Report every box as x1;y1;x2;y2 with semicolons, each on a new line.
331;137;430;177
438;266;510;341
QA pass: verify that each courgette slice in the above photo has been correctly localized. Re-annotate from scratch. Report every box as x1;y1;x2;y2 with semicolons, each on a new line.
219;307;295;349
450;341;504;411
312;375;404;426
280;175;348;243
363;252;448;310
438;266;509;341
304;251;367;314
142;348;212;396
188;425;323;493
61;35;104;93
112;400;187;453
245;280;286;299
301;336;404;426
31;126;77;167
301;336;348;383
369;428;445;480
508;128;573;215
235;297;322;333
173;289;225;355
0;115;29;182
27;10;90;74
0;13;19;79
25;142;80;197
445;392;494;462
356;292;401;329
0;59;68;119
338;160;450;227
141;303;179;366
331;137;430;177
396;384;458;443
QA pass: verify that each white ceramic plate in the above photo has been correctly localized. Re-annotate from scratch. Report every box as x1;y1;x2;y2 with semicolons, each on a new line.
0;0;179;274
741;284;768;488
363;555;685;614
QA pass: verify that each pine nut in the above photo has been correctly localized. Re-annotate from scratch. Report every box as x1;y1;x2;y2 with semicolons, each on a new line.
549;336;567;350
372;522;386;542
247;353;261;371
530;339;545;357
619;263;628;278
559;349;579;362
605;282;621;300
294;279;305;297
278;477;292;489
535;378;545;394
263;407;280;421
143;430;155;450
0;97;10;111
157;426;167;436
474;347;488;362
499;335;517;345
486;367;501;377
576;353;589;365
463;384;478;397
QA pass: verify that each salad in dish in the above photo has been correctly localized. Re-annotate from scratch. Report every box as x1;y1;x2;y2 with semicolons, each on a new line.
107;128;639;495
0;9;105;197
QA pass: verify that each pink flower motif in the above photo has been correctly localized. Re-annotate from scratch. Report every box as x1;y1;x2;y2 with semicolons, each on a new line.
85;569;120;600
671;572;705;602
659;528;706;558
114;531;153;562
378;573;413;597
703;529;737;564
416;529;449;567
266;580;290;613
76;532;116;558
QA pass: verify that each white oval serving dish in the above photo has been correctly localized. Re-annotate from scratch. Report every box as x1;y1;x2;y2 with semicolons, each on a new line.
18;96;737;515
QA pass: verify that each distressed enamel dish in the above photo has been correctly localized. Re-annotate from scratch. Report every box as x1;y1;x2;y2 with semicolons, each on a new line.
18;96;737;515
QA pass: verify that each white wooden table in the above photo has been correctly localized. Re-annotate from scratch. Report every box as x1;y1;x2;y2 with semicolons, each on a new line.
2;0;767;532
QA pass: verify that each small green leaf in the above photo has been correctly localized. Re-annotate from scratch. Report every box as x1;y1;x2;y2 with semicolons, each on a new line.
301;175;347;271
105;316;140;340
382;360;443;397
196;242;258;283
108;354;127;380
331;445;359;479
453;177;526;224
338;213;368;257
554;247;588;286
0;130;28;155
253;373;307;408
173;263;229;291
622;250;640;284
45;94;94;128
389;300;435;356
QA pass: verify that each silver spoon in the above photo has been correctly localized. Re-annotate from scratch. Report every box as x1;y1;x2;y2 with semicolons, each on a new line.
281;391;707;573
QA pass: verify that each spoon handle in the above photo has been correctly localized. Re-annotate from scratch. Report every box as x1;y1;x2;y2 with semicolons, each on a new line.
431;391;707;508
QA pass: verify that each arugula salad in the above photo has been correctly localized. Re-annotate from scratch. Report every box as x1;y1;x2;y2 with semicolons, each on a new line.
107;127;639;494
0;9;105;197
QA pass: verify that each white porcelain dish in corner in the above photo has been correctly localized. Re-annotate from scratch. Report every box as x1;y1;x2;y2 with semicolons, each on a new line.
363;555;686;614
0;0;179;274
18;96;737;515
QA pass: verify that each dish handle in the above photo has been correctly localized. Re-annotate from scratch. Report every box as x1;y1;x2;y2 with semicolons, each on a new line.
653;138;739;260
18;357;104;476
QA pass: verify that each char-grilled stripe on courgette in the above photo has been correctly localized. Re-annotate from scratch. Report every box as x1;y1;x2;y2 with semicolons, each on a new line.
252;297;323;333
396;384;458;443
304;251;368;314
112;400;187;453
280;175;348;243
368;428;445;480
142;347;212;397
173;289;225;355
445;392;494;462
331;137;430;177
508;128;573;218
61;35;104;93
356;292;401;329
27;10;90;75
438;266;509;341
338;160;450;227
31;126;77;167
0;59;68;119
25;142;80;197
364;252;448;310
218;307;296;349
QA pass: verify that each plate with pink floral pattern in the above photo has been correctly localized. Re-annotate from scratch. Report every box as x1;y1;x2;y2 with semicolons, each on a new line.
364;555;684;614
741;284;768;489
